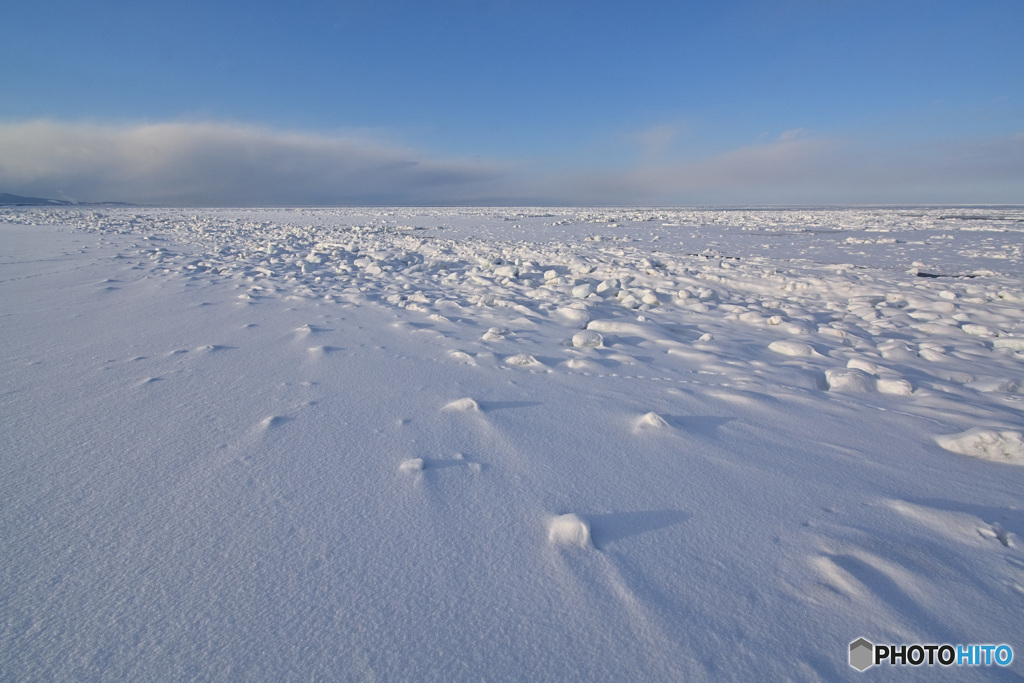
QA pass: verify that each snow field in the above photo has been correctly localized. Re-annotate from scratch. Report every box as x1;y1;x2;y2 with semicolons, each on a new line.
1;206;1023;680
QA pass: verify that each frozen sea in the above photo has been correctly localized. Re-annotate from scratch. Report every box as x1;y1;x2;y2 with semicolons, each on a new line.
2;206;1023;680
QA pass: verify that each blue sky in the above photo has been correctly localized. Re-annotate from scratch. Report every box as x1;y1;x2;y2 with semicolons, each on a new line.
1;0;1021;205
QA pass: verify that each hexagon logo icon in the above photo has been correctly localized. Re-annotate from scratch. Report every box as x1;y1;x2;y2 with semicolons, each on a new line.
849;638;874;671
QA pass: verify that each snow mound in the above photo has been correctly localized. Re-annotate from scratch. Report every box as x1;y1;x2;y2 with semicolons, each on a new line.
961;324;997;337
846;358;880;375
260;415;289;429
768;340;816;357
443;397;480;412
399;458;424;473
587;319;649;336
547;514;591;548
934;428;1024;465
876;378;913;395
993;337;1024;351
571;283;594;299
554;307;591;328
825;368;875;392
634;412;670;430
562;358;603;372
505;354;542;367
571;330;603;348
482;326;510;341
447;350;475;364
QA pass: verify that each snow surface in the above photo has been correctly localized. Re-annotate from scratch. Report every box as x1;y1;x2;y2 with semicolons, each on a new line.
2;206;1023;680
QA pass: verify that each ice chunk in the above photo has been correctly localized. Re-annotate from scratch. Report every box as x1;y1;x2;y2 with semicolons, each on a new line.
482;326;511;341
571;330;603;348
554;307;591;328
547;514;591;548
634;412;670;430
846;358;880;375
443;397;480;411
505;354;542;367
399;458;424;473
961;324;997;337
993;337;1024;351
768;340;816;357
571;283;594;299
934;429;1024;465
876;378;913;395
825;368;874;392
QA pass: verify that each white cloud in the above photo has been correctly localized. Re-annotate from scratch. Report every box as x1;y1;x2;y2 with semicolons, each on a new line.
545;133;1024;205
547;136;837;204
1;120;1021;206
0;120;504;205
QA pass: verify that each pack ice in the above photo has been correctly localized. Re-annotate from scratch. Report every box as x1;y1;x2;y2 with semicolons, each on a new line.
2;206;1023;680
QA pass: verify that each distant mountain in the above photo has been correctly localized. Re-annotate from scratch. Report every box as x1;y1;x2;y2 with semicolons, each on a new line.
0;192;134;207
0;192;76;206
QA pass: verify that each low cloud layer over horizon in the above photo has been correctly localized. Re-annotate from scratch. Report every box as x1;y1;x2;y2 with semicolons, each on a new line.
1;119;1021;207
0;120;505;206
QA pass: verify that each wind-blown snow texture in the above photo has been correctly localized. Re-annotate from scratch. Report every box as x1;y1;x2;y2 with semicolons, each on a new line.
2;207;1023;680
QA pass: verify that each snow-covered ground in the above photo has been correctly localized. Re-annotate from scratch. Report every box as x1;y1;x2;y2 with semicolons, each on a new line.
2;206;1023;680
